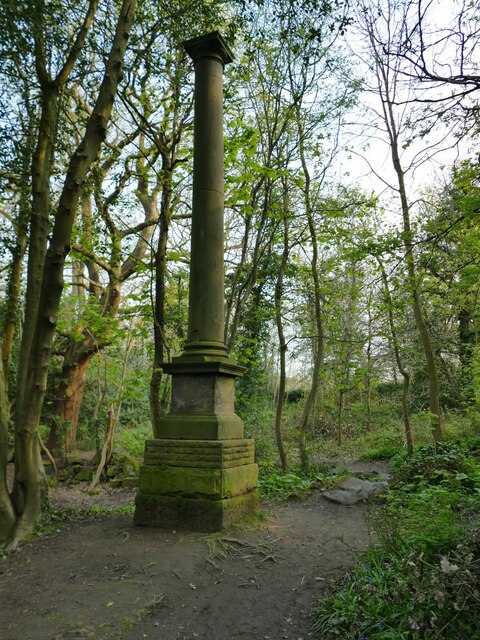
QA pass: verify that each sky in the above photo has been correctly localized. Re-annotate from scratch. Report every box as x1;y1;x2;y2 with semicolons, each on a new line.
332;0;477;223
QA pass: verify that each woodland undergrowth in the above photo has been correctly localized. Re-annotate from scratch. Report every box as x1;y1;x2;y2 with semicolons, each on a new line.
313;439;480;640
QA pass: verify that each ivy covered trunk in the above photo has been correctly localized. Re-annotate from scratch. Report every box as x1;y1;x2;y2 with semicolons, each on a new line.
274;214;289;472
150;180;173;438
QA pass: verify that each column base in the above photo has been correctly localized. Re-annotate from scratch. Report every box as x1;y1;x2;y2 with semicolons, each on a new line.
134;438;259;531
134;491;259;532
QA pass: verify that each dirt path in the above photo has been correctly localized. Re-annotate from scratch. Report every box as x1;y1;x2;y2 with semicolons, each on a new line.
0;465;387;640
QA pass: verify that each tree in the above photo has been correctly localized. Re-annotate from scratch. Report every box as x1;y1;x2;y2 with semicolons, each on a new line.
394;0;480;135
222;0;360;469
44;0;233;449
273;186;292;471
417;160;480;408
357;0;444;440
0;0;137;550
377;254;414;454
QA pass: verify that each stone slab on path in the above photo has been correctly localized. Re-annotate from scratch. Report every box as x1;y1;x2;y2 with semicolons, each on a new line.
322;475;388;505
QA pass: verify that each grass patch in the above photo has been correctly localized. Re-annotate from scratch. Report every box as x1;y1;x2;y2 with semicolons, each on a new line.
314;539;480;639
39;504;135;531
360;445;403;461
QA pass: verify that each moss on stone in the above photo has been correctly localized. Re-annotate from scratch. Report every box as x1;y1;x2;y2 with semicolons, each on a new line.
138;463;258;499
73;468;93;482
134;490;259;532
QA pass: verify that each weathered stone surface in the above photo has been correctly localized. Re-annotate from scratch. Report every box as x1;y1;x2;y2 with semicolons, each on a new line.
73;468;93;483
181;33;233;349
323;476;388;505
156;412;245;440
139;463;258;499
109;476;138;488
170;374;235;414
163;358;245;374
134;490;259;532
143;438;254;468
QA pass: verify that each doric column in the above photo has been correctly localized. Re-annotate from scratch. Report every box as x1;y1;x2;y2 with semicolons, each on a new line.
182;32;234;360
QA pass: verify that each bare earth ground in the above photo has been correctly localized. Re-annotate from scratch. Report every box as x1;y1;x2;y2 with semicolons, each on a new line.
0;462;388;640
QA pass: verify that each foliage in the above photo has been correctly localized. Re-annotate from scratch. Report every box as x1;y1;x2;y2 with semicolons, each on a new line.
389;441;476;489
314;536;480;640
359;445;403;461
1;0;480;552
115;423;153;458
313;443;480;639
258;463;332;500
42;504;135;526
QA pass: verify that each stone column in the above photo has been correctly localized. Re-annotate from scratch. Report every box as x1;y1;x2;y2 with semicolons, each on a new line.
134;32;258;532
183;32;232;360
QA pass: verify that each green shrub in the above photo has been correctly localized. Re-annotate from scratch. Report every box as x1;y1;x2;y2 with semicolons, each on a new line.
115;423;152;457
258;464;331;500
360;445;403;461
314;537;480;639
390;441;474;488
258;471;313;499
376;485;466;552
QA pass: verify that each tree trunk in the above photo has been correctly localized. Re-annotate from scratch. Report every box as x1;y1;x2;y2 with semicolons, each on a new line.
365;293;374;432
399;171;443;441
0;358;15;544
294;102;325;469
48;355;93;453
4;0;137;550
274;215;289;472
90;335;132;489
337;389;343;447
150;186;171;438
458;307;475;406
378;258;413;455
2;116;33;391
2;236;27;390
225;179;272;350
16;85;60;416
371;29;443;441
89;404;117;490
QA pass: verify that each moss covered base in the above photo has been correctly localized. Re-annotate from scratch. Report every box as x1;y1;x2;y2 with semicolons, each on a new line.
134;437;258;531
138;463;258;499
134;490;259;531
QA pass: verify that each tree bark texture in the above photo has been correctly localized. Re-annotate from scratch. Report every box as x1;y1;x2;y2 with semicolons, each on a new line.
293;102;325;469
0;358;15;543
150;199;171;436
458;307;475;405
2;98;34;391
48;356;93;452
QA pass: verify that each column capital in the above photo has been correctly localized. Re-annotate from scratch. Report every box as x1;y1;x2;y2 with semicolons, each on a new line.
183;31;234;66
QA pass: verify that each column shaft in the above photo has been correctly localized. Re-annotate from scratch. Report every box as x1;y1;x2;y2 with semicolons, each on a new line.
188;54;225;346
